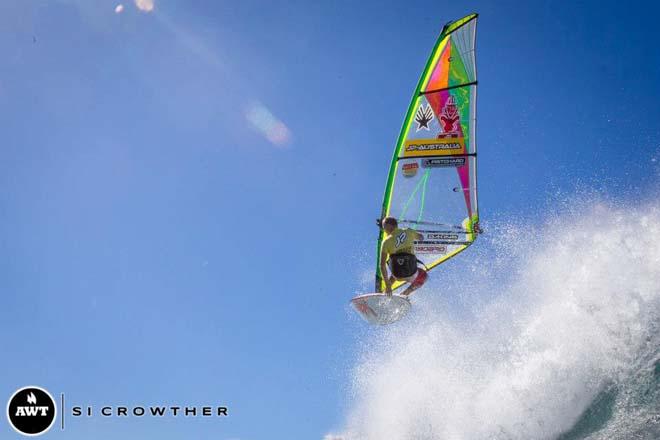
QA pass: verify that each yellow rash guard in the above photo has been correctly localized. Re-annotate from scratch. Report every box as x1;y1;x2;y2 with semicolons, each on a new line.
381;227;417;260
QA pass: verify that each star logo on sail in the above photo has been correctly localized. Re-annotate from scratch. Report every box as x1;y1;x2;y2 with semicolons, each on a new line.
414;104;434;131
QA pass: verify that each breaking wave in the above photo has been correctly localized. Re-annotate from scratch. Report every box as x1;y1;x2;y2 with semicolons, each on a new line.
333;197;660;440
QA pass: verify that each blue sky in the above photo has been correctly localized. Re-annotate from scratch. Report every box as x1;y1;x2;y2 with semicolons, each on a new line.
1;0;659;439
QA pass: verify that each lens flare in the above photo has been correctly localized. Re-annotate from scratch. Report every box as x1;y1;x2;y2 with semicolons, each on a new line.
134;0;155;13
245;102;292;148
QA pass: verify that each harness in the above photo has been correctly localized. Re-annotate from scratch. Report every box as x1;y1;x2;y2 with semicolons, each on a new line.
388;252;427;278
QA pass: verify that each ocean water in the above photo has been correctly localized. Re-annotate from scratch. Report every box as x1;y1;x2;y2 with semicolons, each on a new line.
332;199;660;440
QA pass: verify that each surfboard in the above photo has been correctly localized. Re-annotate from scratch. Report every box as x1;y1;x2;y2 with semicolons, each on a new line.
350;293;411;325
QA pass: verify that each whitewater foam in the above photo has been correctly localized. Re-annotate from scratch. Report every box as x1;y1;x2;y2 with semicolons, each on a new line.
333;199;660;440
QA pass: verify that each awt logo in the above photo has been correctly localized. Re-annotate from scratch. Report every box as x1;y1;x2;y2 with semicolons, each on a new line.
6;386;57;436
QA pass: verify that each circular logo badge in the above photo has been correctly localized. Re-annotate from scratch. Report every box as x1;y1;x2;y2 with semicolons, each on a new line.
6;386;57;436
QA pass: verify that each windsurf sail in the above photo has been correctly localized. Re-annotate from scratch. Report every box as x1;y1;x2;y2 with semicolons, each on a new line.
376;13;480;292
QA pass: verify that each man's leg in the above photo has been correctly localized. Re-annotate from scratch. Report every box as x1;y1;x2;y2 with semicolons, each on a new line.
400;269;428;297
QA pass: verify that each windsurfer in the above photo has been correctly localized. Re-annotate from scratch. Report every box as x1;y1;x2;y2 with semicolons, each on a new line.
379;217;428;296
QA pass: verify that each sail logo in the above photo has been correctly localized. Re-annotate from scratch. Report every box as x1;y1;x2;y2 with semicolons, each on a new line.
414;104;434;131
401;162;419;177
6;386;57;436
424;233;459;241
414;245;447;254
439;95;461;134
403;137;464;157
422;157;466;168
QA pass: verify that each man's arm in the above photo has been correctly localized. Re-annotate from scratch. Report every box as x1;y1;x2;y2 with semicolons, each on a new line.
380;249;392;295
412;230;423;241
